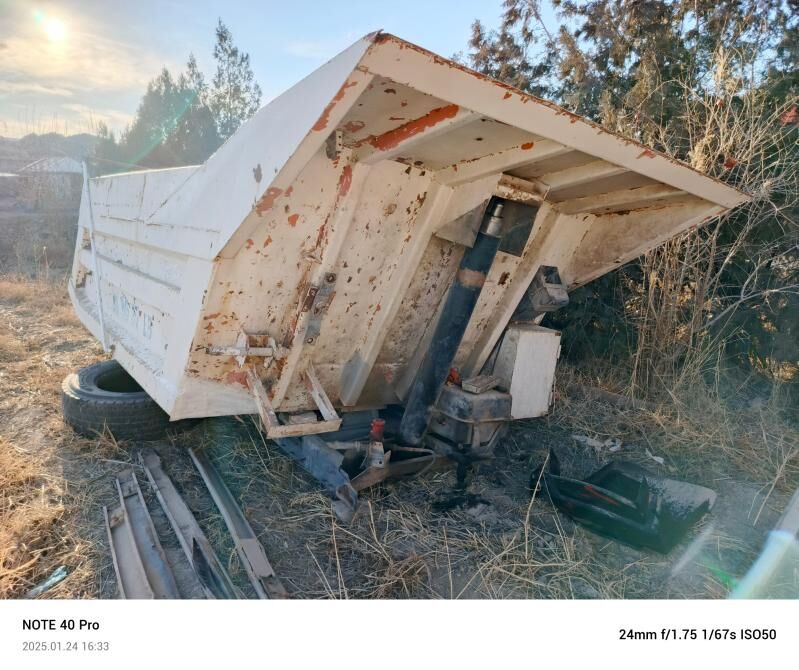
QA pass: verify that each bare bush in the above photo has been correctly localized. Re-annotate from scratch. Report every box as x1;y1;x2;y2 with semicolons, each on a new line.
611;51;799;394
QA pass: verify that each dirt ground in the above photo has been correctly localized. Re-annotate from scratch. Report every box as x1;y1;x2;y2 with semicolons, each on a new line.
2;268;797;599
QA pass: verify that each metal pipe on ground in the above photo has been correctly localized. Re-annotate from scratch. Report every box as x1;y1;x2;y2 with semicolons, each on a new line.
399;198;506;446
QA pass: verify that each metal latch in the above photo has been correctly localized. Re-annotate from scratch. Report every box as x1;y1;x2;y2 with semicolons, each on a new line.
206;329;286;367
304;272;337;345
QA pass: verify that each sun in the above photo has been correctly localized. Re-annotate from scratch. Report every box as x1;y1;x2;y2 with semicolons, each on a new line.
44;18;67;42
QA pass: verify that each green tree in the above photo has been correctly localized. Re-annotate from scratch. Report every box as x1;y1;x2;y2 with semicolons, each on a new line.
467;1;799;394
93;18;265;172
120;66;221;169
209;19;262;141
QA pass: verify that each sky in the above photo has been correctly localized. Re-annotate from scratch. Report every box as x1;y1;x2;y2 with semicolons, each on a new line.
0;0;508;138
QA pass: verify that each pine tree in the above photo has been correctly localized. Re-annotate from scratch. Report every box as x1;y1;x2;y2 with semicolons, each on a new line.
467;1;799;393
209;19;262;141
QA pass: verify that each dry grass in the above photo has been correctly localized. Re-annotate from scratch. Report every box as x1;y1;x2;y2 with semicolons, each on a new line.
0;436;65;598
0;272;107;599
1;270;796;599
181;372;796;600
553;364;799;491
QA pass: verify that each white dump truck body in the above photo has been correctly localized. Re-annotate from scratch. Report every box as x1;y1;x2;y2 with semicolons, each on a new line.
69;32;748;430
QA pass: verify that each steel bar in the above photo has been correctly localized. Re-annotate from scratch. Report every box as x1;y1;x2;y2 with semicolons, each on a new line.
109;469;180;599
104;505;153;599
139;449;239;599
189;448;287;599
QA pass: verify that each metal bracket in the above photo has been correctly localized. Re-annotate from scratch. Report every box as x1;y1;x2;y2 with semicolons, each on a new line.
304;273;337;345
246;364;342;438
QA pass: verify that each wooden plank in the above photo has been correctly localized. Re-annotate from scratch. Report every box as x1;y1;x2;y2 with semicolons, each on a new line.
462;374;502;394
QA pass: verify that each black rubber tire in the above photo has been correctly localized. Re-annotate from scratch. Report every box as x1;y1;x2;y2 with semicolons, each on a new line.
61;360;177;441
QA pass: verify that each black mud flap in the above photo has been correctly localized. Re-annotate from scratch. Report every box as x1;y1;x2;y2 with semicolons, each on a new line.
532;452;716;553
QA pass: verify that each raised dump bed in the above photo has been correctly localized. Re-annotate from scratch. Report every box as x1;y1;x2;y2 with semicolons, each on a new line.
68;32;748;450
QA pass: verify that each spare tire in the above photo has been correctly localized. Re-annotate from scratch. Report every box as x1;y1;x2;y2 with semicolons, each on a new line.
62;360;180;441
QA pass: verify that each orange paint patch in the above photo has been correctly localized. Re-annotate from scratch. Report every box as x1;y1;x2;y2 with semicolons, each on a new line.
520;142;534;150
637;149;656;159
337;164;353;197
203;313;221;320
503;91;512;99
313;80;358;131
366;104;459;151
315;221;328;249
343;120;365;133
225;370;249;387
287;213;299;227
255;187;283;215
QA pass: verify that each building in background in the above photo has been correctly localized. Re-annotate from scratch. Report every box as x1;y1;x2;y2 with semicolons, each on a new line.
18;156;83;210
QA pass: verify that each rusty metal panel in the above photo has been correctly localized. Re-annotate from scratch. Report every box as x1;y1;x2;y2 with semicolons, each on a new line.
68;31;749;427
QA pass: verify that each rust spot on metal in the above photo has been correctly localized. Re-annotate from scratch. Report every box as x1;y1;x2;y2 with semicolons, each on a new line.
503;92;512;100
337;164;353;196
343;120;365;133
301;286;319;312
457;268;486;289
245;238;254;249
520;142;534;150
313;80;358;131
225;370;248;387
388;116;406;121
314;219;329;250
498;271;510;286
384;203;397;216
638;149;656;159
365;33;746;202
400;101;408;107
255;187;283;215
263;235;273;247
384;88;396;94
287;213;299;227
365;104;459;151
203;313;221;320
